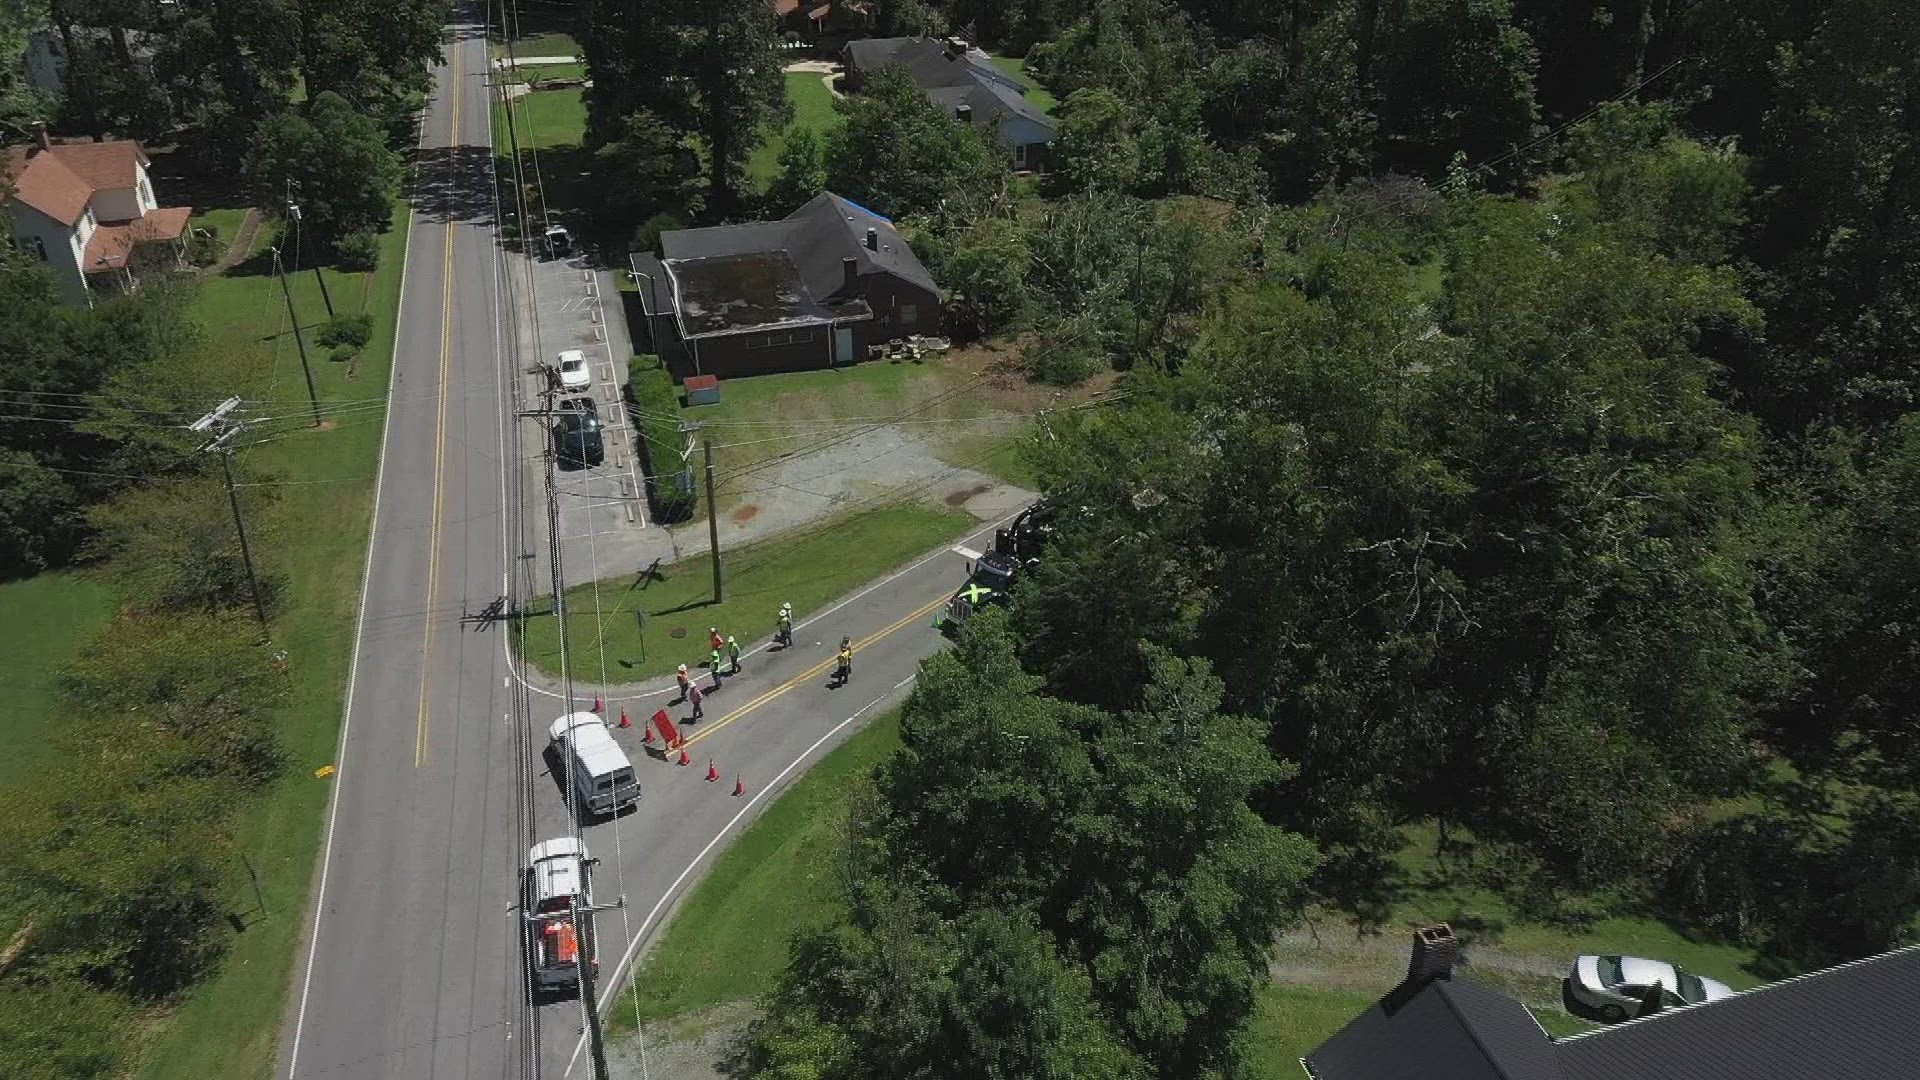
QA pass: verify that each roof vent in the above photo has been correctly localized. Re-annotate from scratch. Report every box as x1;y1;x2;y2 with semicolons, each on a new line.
944;36;969;59
865;227;878;251
956;104;973;123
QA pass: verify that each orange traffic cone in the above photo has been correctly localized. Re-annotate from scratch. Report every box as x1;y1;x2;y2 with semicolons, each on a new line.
641;718;655;744
706;759;720;782
592;694;604;713
732;774;745;797
677;747;690;766
618;708;632;730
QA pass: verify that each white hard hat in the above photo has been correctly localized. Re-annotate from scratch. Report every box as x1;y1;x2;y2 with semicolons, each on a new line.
727;635;737;644
677;663;687;673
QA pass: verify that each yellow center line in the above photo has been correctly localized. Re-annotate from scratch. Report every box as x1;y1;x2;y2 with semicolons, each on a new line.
679;593;950;750
416;45;464;769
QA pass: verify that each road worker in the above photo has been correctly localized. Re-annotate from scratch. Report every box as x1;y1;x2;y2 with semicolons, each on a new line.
727;635;742;675
776;603;794;647
675;663;690;702
709;626;724;653
708;648;724;689
835;636;852;686
687;679;704;720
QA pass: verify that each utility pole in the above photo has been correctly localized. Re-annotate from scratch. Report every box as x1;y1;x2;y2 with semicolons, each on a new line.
574;897;613;1080
287;197;334;317
190;397;271;633
271;247;324;427
703;437;723;603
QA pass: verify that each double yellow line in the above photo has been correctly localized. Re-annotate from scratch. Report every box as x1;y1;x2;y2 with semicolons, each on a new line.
416;45;464;768
678;593;950;749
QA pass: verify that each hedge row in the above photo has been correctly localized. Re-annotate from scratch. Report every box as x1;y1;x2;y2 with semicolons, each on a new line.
626;356;697;523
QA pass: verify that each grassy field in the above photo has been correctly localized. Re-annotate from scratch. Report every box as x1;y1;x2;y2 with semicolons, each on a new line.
609;707;905;1030
493;29;578;60
0;573;115;790
188;207;251;251
682;358;1033;513
136;204;412;1080
748;70;844;188
509;87;587;149
516;503;973;681
987;54;1058;114
506;61;588;84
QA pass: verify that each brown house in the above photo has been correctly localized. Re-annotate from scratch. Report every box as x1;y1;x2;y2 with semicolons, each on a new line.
629;193;943;379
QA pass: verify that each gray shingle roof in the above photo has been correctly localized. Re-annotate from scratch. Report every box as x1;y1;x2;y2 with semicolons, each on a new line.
1306;977;1563;1080
1556;944;1920;1080
843;36;1026;94
661;193;937;301
1306;944;1920;1080
654;193;939;335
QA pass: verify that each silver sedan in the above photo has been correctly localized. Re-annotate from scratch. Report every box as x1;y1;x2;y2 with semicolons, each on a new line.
1567;954;1736;1022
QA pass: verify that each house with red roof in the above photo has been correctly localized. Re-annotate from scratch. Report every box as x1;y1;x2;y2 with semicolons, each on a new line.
2;129;193;306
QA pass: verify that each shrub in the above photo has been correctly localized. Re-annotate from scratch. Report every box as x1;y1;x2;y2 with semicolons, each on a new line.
317;313;373;350
334;229;380;271
1027;328;1103;386
329;345;356;364
186;224;224;267
626;357;697;522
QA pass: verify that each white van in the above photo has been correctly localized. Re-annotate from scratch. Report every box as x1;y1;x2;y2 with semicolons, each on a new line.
548;712;639;817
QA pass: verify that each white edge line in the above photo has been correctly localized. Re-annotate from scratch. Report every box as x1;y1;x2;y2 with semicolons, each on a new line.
564;674;916;1076
511;505;1028;702
282;212;417;1077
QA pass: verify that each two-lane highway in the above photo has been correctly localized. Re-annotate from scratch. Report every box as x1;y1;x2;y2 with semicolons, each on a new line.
277;10;1038;1079
280;12;526;1079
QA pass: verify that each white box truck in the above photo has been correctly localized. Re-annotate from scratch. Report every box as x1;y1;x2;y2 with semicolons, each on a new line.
548;711;639;818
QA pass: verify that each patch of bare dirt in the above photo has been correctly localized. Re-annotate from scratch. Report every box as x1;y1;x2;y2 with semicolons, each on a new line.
729;503;759;524
944;483;992;507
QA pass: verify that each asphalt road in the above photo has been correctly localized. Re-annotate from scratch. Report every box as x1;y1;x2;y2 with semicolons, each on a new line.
277;13;1018;1080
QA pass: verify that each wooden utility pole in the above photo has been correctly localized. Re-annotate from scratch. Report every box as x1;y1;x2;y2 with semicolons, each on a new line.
703;438;723;603
271;248;323;427
191;398;271;633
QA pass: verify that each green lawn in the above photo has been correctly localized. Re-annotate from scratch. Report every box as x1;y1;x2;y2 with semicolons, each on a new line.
136;204;412;1080
679;359;1030;512
608;707;904;1031
0;573;115;791
507;61;587;84
516;503;973;681
188;207;251;252
1244;985;1379;1075
748;70;844;188
509;87;586;149
987;53;1058;115
493;30;578;60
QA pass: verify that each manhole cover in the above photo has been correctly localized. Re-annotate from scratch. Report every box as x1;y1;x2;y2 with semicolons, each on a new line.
669;627;687;639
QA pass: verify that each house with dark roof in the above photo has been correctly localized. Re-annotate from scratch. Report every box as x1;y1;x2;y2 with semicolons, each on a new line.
1303;924;1920;1080
2;129;192;306
628;192;942;379
841;36;1056;172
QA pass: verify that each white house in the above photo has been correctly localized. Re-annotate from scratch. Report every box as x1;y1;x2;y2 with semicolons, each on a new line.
2;130;192;306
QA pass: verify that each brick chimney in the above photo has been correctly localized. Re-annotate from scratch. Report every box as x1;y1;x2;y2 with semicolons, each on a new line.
1406;924;1458;986
864;227;878;251
34;123;51;151
841;256;858;290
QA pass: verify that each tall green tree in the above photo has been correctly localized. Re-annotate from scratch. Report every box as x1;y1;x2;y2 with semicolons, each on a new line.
245;91;400;243
578;0;787;214
764;126;827;215
823;66;1005;220
297;0;446;137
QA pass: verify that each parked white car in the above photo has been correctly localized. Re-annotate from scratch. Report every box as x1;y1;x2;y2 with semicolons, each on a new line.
1568;954;1736;1021
556;349;591;390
